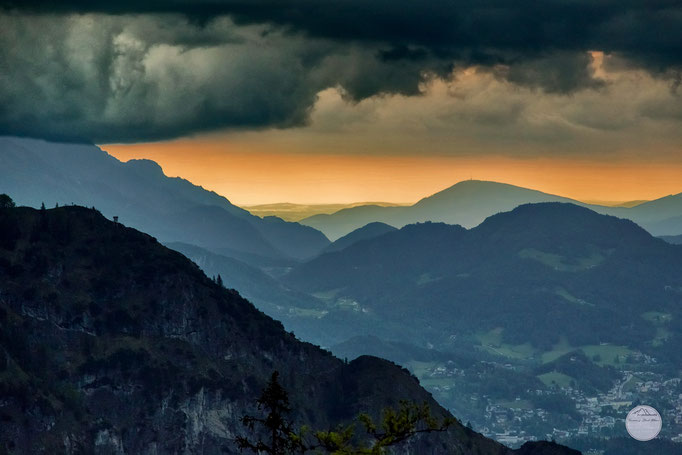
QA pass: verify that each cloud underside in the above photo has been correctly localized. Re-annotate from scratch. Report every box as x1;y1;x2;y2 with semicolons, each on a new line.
0;2;681;144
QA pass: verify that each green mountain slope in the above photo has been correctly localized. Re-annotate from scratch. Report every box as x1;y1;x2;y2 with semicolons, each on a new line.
288;203;682;362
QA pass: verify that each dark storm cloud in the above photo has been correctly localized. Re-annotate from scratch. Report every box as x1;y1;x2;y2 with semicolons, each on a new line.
0;15;327;143
500;52;605;94
1;1;681;143
0;13;452;143
5;0;682;72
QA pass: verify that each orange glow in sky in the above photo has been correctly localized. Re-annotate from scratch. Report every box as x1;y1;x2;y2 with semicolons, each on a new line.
104;139;682;206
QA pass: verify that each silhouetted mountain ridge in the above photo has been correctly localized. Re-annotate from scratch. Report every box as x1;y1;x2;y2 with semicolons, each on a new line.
324;222;398;254
0;136;330;263
300;180;581;240
166;241;337;343
471;203;656;253
300;180;682;240
660;234;682;244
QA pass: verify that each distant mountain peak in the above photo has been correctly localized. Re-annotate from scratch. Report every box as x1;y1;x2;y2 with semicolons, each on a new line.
417;179;570;204
125;158;165;177
450;179;516;187
503;201;593;215
443;179;540;192
0;136;330;262
475;202;653;243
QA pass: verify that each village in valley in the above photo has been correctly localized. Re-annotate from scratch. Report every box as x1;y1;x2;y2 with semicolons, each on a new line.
412;354;682;449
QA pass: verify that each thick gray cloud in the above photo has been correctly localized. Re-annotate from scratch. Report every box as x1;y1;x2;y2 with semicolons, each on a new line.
0;12;457;142
0;15;326;142
1;1;681;143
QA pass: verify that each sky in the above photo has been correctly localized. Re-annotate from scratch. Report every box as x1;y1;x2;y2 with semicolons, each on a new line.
2;1;682;204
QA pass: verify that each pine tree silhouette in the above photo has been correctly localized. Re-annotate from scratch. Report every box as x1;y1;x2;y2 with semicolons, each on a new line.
237;371;296;455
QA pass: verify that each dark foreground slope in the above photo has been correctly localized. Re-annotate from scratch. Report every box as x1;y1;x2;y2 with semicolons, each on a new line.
0;206;573;454
166;241;335;344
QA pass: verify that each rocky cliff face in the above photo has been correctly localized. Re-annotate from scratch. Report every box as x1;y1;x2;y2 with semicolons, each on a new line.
0;206;576;454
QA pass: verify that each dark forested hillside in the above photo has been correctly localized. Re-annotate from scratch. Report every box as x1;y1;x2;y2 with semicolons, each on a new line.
288;203;682;362
0;204;577;454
